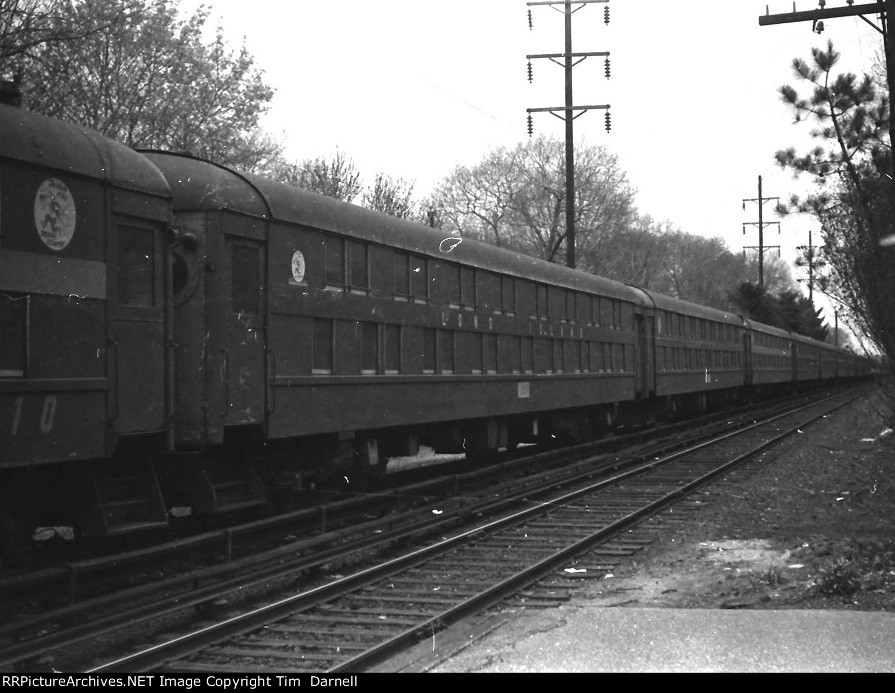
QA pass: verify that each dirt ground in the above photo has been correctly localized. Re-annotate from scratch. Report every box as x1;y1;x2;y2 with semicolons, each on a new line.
570;387;895;613
428;386;895;672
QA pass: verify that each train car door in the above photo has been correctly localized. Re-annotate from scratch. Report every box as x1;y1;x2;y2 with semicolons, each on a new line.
743;331;752;386
634;313;655;398
220;230;266;427
108;219;167;435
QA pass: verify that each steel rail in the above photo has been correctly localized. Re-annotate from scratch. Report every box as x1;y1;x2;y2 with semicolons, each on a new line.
86;388;864;673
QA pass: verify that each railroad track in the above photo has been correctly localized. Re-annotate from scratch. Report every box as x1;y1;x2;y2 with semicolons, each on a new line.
71;385;867;674
0;388;816;643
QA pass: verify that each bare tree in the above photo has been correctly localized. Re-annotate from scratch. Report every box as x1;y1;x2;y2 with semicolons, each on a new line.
432;147;524;248
432;136;636;264
269;151;363;203
362;173;416;219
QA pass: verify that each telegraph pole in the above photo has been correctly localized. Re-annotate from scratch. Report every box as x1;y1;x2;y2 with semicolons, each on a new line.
742;175;781;290
527;0;611;269
796;229;823;302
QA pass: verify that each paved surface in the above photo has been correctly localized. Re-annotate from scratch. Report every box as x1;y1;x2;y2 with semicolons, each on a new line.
386;606;895;673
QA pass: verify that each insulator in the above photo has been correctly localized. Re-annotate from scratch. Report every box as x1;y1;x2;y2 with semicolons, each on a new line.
604;58;610;79
527;60;533;83
527;113;534;137
528;8;533;29
604;5;610;25
604;110;611;132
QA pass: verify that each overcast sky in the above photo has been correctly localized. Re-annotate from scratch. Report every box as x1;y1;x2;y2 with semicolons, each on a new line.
196;0;884;321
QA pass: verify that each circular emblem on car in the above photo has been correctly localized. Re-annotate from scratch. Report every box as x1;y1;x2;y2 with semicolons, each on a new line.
291;250;306;284
34;178;76;251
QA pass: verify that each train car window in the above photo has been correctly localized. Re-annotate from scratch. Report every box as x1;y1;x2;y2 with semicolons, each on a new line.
510;335;522;374
564;291;575;324
440;330;454;373
526;283;538;320
549;286;564;321
572;340;582;373
471;332;483;374
422;328;436;373
394;251;410;298
461;267;476;309
502;276;516;315
561;340;573;371
535;337;550;373
325;237;345;288
348;241;369;292
548;339;559;373
577;293;589;326
118;225;156;307
591;297;600;326
581;341;589;372
487;273;501;313
312;318;333;374
385;324;401;374
536;284;548;319
523;337;534;374
601;299;613;329
615;343;624;372
230;244;259;314
484;334;497;374
0;293;26;377
447;263;461;307
360;322;378;374
411;255;428;302
613;302;622;330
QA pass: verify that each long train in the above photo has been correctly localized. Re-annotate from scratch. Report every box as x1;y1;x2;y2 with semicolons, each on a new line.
0;85;874;541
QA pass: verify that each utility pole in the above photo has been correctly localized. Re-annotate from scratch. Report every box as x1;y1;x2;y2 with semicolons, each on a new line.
834;306;839;346
526;0;611;269
796;229;823;302
742;175;781;290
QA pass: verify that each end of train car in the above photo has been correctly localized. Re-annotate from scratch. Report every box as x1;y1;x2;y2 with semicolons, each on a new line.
0;90;174;539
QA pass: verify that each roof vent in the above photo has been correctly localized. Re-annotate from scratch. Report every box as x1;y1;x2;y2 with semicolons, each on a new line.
0;78;23;107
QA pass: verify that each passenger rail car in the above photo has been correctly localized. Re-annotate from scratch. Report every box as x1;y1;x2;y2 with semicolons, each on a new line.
0;101;172;536
142;150;645;478
0;92;874;542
